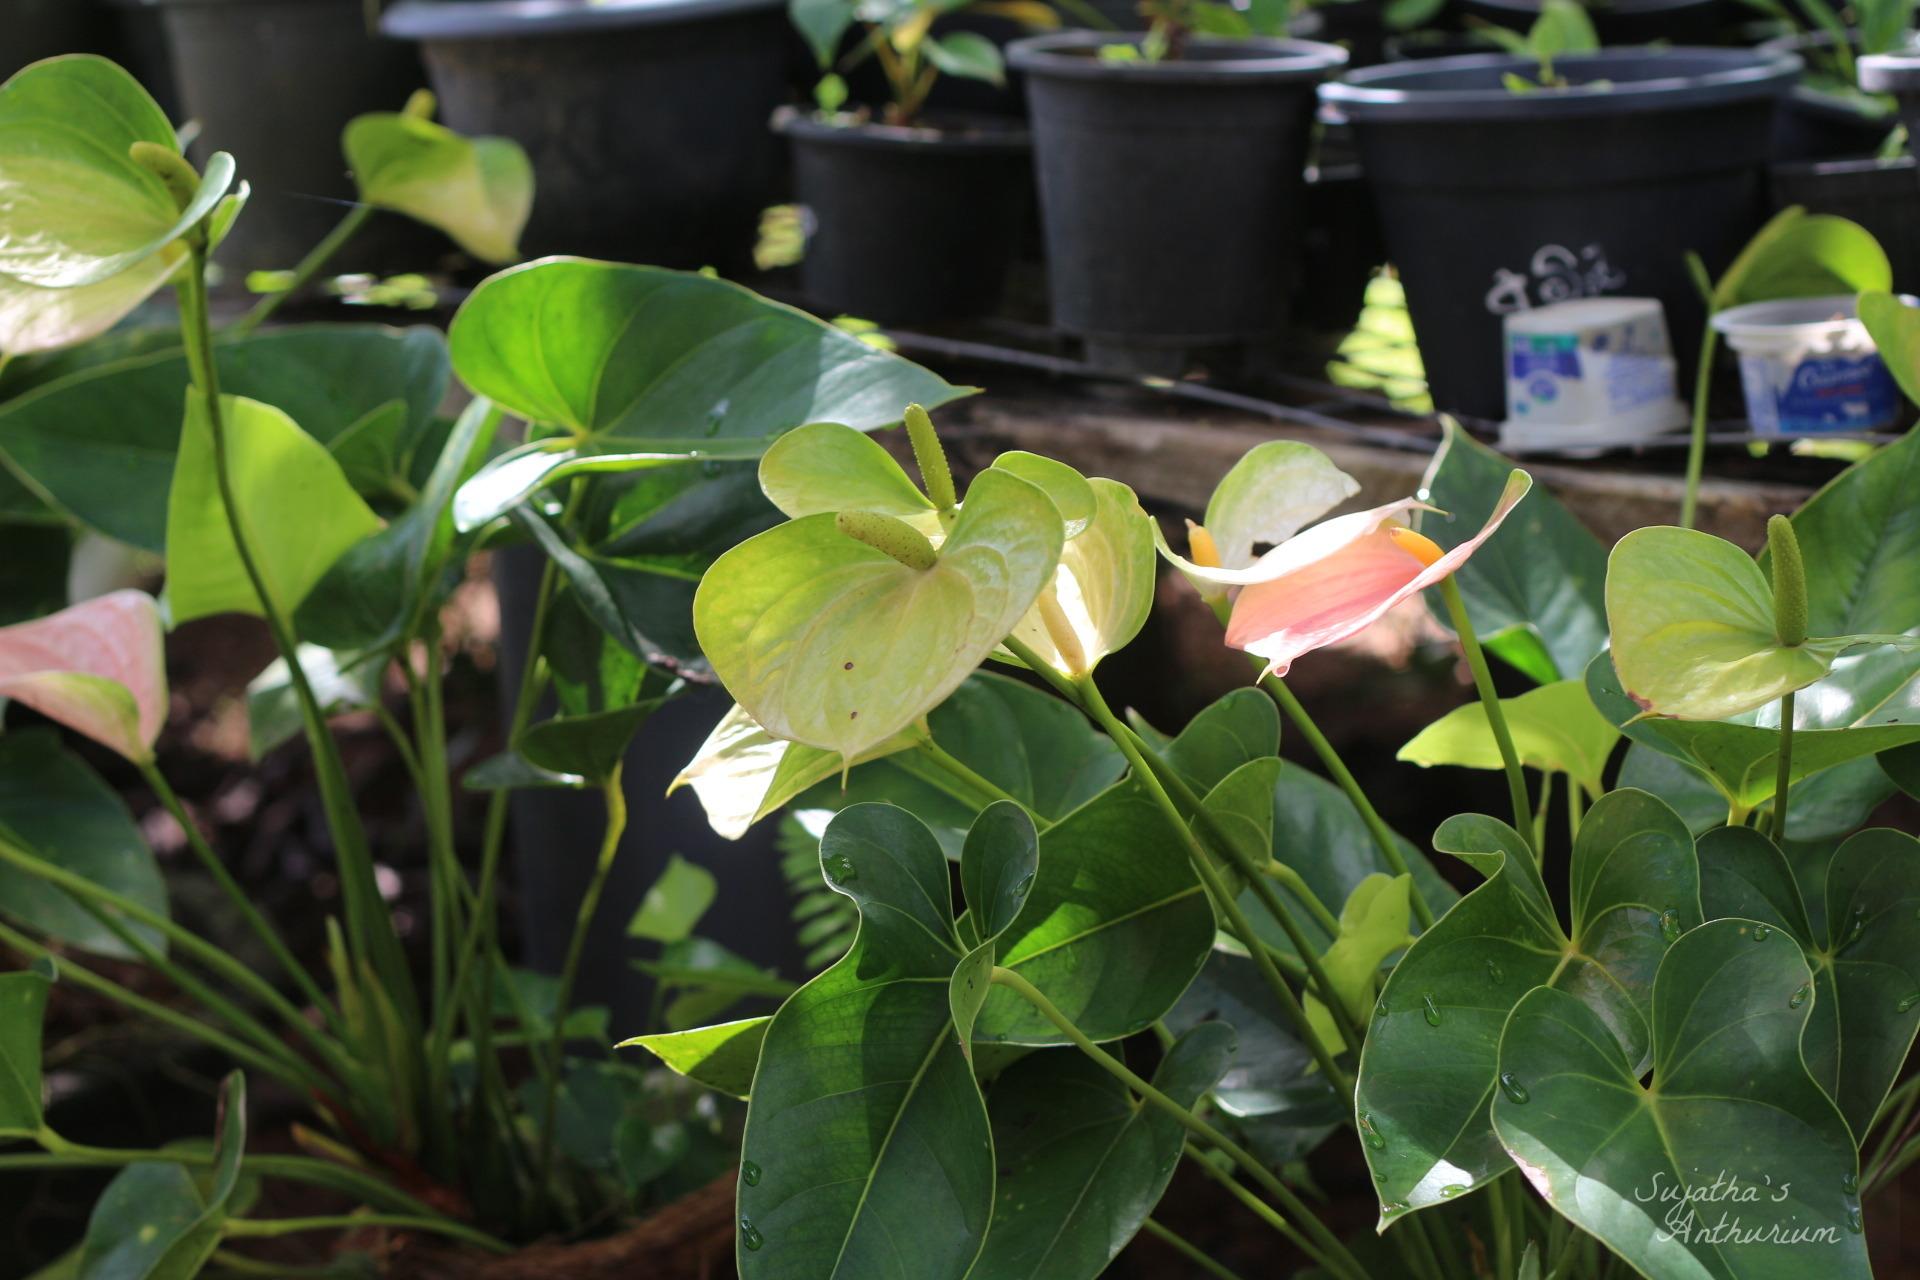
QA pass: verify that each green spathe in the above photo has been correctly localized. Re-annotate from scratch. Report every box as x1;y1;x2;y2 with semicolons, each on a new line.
345;98;532;264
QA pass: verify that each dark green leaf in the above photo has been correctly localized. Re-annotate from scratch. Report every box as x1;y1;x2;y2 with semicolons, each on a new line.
0;964;51;1136
959;800;1039;943
517;704;653;784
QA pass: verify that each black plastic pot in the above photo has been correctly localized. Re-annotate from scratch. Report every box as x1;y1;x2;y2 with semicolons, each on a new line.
1762;30;1901;161
1322;47;1798;420
1301;0;1391;70
153;0;426;276
382;0;792;272
775;110;1031;324
1297;163;1386;334
1861;49;1920;157
1460;0;1724;46
1008;32;1348;373
1769;156;1920;293
6;0;111;77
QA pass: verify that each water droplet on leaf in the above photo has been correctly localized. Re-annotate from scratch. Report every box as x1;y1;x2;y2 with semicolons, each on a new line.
741;1161;761;1187
1485;960;1503;985
1847;1204;1864;1234
1660;909;1682;943
825;854;858;884
1440;1184;1468;1199
1842;1171;1859;1195
1358;1111;1387;1150
1422;993;1442;1027
1900;992;1920;1014
1752;924;1772;942
1499;1072;1530;1104
1790;984;1810;1009
739;1217;764;1250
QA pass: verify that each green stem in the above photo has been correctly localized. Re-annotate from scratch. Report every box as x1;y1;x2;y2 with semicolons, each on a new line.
1770;691;1795;844
224;1213;507;1253
1181;1147;1356;1277
1568;774;1586;843
0;922;309;1090
230;203;375;337
1438;576;1534;854
1489;1172;1516;1280
139;761;342;1036
1059;665;1354;1095
1263;860;1341;938
1680;325;1718;530
901;739;1050;827
991;966;1367;1280
1141;1218;1247;1280
532;766;630;1199
1259;675;1435;930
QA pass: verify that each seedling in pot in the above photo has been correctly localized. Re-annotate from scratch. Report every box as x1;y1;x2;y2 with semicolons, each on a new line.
1475;0;1599;91
794;0;1060;126
1097;0;1287;63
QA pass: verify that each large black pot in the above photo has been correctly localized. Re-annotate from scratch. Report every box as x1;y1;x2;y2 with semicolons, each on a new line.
1460;0;1725;46
153;0;426;275
775;110;1031;324
1322;47;1799;419
382;0;792;272
1008;32;1348;373
1769;156;1920;293
1762;30;1902;161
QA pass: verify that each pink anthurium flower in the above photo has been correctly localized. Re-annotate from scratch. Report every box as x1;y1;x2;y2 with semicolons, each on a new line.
0;590;168;764
1172;472;1532;678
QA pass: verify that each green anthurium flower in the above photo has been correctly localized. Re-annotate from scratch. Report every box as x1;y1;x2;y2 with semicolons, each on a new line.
1000;477;1155;677
1606;525;1918;721
1153;440;1360;603
344;90;532;265
693;466;1065;761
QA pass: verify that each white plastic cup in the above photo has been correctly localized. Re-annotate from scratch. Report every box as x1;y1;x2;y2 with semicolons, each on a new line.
1500;298;1689;451
1710;295;1902;436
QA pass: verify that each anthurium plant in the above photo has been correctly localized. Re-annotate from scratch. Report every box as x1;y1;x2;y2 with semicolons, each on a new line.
0;53;966;1275
793;0;1061;125
645;400;1920;1274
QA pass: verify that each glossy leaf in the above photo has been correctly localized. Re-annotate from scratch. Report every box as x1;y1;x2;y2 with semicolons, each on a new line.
1859;289;1920;409
516;704;653;784
77;1072;248;1280
345;103;532;264
0;590;166;764
972;781;1215;1045
1397;679;1618;798
989;451;1095;537
960;800;1040;942
0;964;51;1136
735;804;992;1278
1303;873;1413;1055
1152;687;1281;793
1699;825;1920;1140
0;731;166;959
621;1016;769;1100
628;854;718;944
1166;949;1346;1136
1002;477;1155;676
973;1024;1236;1280
1712;206;1891;311
695;467;1063;760
1588;652;1920;812
758;421;932;521
1356;791;1700;1217
1493;920;1869;1278
1419;423;1607;684
0;56;233;288
164;392;382;624
450;438;768;534
0;325;447;551
0;247;182;359
513;506;704;670
448;258;969;441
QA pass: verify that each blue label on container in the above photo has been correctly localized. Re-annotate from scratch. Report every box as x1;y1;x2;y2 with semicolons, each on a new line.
1772;354;1900;434
1510;335;1581;380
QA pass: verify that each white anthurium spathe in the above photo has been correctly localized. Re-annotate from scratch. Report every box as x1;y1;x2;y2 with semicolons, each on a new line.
1002;477;1157;677
1153;441;1361;601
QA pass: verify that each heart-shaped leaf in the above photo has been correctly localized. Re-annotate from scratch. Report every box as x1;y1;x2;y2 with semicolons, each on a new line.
0;56;234;289
1397;679;1618;799
1002;478;1155;677
695;467;1064;760
1712;207;1891;312
1493;919;1869;1279
448;258;970;442
77;1072;249;1280
0;731;167;960
0;963;52;1137
973;1024;1236;1280
1356;791;1701;1218
1203;441;1360;576
1700;825;1920;1140
1142;687;1282;793
620;1016;769;1099
988;452;1095;537
1304;873;1413;1055
735;803;995;1278
164;391;383;624
1420;422;1607;685
0;325;447;551
758;421;934;521
345;98;532;264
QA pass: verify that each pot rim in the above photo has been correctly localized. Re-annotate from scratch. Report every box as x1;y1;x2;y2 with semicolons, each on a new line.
1861;50;1920;93
771;106;1030;153
380;0;784;40
1463;0;1717;13
1006;31;1349;84
1322;46;1802;121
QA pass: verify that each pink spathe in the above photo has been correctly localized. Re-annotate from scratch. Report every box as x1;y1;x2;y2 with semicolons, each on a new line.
0;589;168;763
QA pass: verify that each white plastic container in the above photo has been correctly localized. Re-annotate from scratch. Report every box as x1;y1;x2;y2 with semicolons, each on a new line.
1499;298;1689;451
1711;295;1902;436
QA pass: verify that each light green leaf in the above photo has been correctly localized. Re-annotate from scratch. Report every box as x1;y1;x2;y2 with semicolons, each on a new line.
620;1015;769;1099
77;1072;248;1280
973;1024;1236;1280
628;854;718;944
163;391;383;624
451;438;769;534
695;467;1063;759
1304;873;1412;1055
1859;289;1920;409
1397;679;1618;798
0;964;51;1137
1357;791;1700;1217
1204;441;1359;574
1002;477;1154;676
0;56;232;288
1420;422;1607;684
757;421;933;521
989;452;1095;538
0;325;448;551
736;804;991;1278
344;104;532;264
1493;920;1869;1279
0;731;166;960
923;31;1005;85
447;258;969;441
1712;206;1892;311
